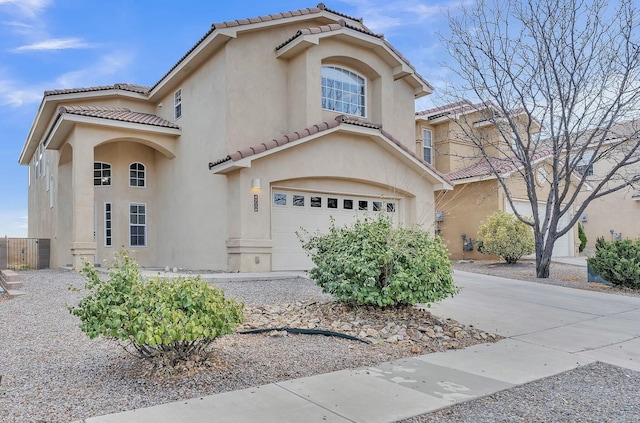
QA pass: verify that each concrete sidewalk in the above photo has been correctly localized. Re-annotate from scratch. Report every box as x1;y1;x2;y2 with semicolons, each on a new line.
81;270;640;423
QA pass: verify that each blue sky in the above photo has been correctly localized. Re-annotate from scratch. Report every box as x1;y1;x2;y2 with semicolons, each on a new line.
0;0;463;237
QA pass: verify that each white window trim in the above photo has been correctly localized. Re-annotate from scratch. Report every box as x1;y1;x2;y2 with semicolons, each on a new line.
104;202;112;247
422;128;433;164
321;65;367;118
174;88;182;120
129;162;146;188
129;202;147;247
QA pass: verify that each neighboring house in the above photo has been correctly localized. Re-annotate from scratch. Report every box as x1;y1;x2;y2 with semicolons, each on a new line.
415;100;579;260
19;4;451;272
575;122;640;249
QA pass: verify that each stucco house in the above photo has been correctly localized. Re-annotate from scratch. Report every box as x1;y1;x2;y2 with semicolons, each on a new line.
416;100;579;259
19;4;451;272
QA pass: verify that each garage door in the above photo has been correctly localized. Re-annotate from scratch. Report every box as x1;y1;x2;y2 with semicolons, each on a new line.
272;190;399;271
507;200;574;257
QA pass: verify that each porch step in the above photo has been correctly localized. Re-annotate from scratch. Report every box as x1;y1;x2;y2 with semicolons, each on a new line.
0;269;23;292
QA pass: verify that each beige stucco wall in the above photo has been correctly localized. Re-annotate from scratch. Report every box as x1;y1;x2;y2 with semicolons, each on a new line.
436;180;499;260
578;147;640;248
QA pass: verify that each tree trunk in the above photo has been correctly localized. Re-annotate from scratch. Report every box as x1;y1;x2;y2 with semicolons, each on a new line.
536;255;551;278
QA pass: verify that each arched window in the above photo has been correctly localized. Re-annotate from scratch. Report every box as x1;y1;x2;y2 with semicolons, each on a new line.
321;66;366;117
94;162;111;186
129;162;146;187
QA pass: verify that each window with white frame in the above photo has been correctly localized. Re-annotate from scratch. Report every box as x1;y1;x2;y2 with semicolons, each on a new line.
129;203;146;247
174;88;182;120
321;66;366;117
574;151;594;176
422;129;433;164
94;162;112;186
104;202;112;247
129;162;146;187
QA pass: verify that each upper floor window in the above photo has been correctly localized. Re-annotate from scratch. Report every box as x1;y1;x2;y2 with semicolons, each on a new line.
129;162;146;187
422;129;433;164
174;88;182;120
94;162;112;186
321;66;365;117
574;151;594;176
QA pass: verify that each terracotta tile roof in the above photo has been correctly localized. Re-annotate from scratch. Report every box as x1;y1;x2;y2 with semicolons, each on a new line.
447;149;553;181
416;100;473;117
151;3;362;93
210;115;450;184
44;83;150;97
275;19;381;51
59;106;179;129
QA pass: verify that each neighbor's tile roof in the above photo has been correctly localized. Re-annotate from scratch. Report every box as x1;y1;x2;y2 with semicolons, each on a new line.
210;115;449;183
59;106;179;129
415;100;474;117
447;149;553;181
45;83;150;97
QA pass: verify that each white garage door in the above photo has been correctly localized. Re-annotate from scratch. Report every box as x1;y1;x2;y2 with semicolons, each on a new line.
272;190;399;271
507;200;574;257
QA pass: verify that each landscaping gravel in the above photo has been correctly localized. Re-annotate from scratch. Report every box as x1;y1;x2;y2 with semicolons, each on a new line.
0;269;490;422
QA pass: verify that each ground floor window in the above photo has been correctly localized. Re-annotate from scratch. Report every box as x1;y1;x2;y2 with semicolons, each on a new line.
104;202;112;247
129;203;146;247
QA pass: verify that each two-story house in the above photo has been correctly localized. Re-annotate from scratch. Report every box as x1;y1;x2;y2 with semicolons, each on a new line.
416;100;578;259
19;4;451;272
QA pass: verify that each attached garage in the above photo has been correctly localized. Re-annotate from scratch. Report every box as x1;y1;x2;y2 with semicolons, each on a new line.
506;200;574;257
271;188;400;270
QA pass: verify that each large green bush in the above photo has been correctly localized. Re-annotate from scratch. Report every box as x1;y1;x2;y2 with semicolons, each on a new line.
298;215;458;308
587;238;640;289
477;211;535;264
69;251;244;362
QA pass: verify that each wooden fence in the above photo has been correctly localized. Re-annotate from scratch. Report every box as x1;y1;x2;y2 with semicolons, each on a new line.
0;238;50;270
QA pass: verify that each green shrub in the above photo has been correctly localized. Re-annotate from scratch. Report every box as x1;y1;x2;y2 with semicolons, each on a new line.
578;223;587;253
298;215;458;308
587;238;640;289
69;250;244;362
477;211;535;264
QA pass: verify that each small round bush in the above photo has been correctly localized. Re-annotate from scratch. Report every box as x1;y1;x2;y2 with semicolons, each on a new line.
477;211;534;264
298;215;458;308
69;250;244;362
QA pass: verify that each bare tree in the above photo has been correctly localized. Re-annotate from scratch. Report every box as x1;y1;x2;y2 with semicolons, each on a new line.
442;0;640;277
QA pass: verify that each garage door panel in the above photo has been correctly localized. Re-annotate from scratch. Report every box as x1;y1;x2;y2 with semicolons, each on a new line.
506;200;573;258
272;190;399;271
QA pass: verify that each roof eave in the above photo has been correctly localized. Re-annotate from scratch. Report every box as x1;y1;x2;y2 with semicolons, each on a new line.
45;114;181;152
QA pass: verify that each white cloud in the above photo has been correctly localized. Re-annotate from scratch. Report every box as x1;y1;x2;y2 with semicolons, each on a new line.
0;0;51;19
0;50;135;108
14;37;94;52
0;78;42;107
338;0;464;32
53;50;135;89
